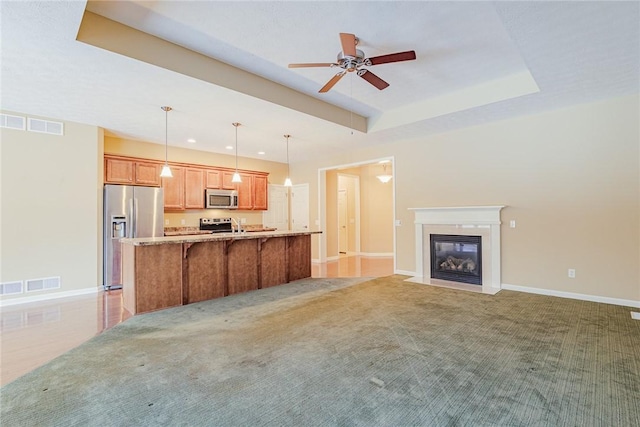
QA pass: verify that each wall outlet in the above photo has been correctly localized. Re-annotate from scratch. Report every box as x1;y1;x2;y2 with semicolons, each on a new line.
241;218;246;224
568;269;576;278
181;219;186;225
395;219;402;226
510;220;516;228
165;219;169;225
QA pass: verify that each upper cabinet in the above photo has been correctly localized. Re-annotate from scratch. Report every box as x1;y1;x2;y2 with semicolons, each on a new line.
185;168;205;209
104;154;269;211
105;156;161;187
235;172;268;211
162;166;185;211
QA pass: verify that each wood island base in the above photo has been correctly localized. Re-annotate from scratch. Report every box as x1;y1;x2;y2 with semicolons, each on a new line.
121;233;314;315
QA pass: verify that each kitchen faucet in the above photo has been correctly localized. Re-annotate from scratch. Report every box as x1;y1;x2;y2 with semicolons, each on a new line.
231;217;243;234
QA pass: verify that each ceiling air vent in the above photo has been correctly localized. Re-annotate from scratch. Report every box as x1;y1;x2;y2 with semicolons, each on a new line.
0;281;24;295
27;117;64;136
0;114;26;130
26;276;60;292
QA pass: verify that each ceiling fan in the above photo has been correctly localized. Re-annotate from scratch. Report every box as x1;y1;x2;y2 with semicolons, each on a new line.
288;33;416;93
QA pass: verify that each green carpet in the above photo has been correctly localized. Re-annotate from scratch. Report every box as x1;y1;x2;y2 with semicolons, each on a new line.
1;276;639;426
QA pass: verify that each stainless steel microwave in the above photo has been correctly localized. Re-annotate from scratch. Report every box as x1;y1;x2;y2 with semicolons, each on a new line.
205;189;238;209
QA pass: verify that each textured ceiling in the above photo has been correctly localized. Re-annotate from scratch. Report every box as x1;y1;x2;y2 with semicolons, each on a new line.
1;1;638;164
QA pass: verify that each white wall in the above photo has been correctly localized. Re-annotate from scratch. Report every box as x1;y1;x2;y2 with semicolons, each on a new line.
1;112;102;301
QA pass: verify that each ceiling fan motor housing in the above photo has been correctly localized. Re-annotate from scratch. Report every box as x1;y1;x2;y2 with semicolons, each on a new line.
337;49;367;71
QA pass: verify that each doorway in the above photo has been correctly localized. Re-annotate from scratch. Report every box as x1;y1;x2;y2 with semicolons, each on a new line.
317;158;395;270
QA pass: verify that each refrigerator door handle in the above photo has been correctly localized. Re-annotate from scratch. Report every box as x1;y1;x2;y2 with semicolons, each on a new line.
134;198;139;238
129;198;135;238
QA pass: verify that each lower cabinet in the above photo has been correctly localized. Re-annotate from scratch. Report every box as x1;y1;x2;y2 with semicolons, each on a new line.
122;234;315;315
185;241;226;303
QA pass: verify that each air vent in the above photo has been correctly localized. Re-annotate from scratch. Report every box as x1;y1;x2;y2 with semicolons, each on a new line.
0;114;26;130
0;281;24;295
27;118;64;136
26;276;61;292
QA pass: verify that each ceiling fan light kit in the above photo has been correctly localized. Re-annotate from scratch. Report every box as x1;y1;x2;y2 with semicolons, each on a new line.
289;33;416;93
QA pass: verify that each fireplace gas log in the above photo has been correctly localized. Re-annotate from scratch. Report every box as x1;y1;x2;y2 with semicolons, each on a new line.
439;256;477;273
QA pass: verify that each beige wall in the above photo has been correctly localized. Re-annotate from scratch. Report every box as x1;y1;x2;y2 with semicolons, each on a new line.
359;163;394;255
1;112;102;300
324;166;394;258
105;136;288;227
295;95;639;302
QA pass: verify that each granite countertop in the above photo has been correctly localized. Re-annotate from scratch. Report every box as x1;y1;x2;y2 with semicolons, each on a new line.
124;230;322;246
164;225;278;236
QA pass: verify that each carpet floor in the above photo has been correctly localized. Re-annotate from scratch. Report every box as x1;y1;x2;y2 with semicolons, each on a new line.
1;275;639;426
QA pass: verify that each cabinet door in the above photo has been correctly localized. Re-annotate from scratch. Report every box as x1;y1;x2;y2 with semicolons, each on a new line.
253;175;268;210
135;162;161;186
205;170;222;189
236;173;253;210
222;172;236;190
185;168;204;209
105;157;134;184
162;166;185;211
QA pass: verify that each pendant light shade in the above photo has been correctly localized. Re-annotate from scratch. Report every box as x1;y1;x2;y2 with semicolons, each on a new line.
284;134;292;187
160;106;173;178
232;122;242;183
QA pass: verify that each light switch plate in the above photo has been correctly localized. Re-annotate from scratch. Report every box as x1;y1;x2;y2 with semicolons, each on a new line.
510;220;516;228
631;312;640;320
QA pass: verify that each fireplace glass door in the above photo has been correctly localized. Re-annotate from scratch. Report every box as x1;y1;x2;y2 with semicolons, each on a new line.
430;234;482;285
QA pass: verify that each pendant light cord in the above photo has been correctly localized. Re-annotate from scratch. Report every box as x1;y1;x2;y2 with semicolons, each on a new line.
235;124;238;171
286;135;290;177
165;108;168;164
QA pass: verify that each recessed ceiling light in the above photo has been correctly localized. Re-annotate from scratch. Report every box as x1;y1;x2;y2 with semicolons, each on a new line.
225;145;233;150
258;151;265;155
187;138;196;143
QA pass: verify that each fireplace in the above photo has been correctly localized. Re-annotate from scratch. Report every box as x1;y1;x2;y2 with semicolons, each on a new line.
406;206;505;294
430;234;482;285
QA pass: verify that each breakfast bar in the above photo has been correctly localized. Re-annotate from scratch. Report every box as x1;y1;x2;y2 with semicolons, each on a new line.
120;231;320;314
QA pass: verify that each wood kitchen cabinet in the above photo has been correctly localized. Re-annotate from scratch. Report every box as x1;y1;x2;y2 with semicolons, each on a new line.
205;170;222;189
162;166;185;210
222;171;236;190
235;172;268;210
104;154;269;210
105;156;161;186
253;174;268;210
185;168;205;209
134;162;162;186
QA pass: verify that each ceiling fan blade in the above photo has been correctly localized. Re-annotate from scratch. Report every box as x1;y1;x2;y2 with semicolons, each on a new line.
288;63;335;68
319;71;347;93
367;50;416;65
358;69;389;90
339;33;357;57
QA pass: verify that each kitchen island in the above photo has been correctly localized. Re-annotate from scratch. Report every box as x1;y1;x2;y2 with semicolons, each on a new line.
120;230;320;315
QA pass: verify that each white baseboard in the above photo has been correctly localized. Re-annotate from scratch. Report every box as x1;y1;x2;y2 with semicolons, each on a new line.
326;255;340;262
395;269;416;276
0;287;100;307
502;283;640;308
358;252;394;257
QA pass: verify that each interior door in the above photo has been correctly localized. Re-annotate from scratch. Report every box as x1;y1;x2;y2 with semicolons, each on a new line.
291;183;309;231
263;184;289;230
338;189;348;254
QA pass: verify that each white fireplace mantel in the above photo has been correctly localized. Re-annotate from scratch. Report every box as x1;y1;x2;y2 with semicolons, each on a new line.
408;206;505;294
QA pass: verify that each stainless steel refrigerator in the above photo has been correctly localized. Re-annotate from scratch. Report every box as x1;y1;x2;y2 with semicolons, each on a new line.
103;184;164;290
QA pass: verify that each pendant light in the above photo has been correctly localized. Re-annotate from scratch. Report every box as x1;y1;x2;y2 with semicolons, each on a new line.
283;134;292;187
231;122;242;183
159;106;173;178
376;161;392;183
